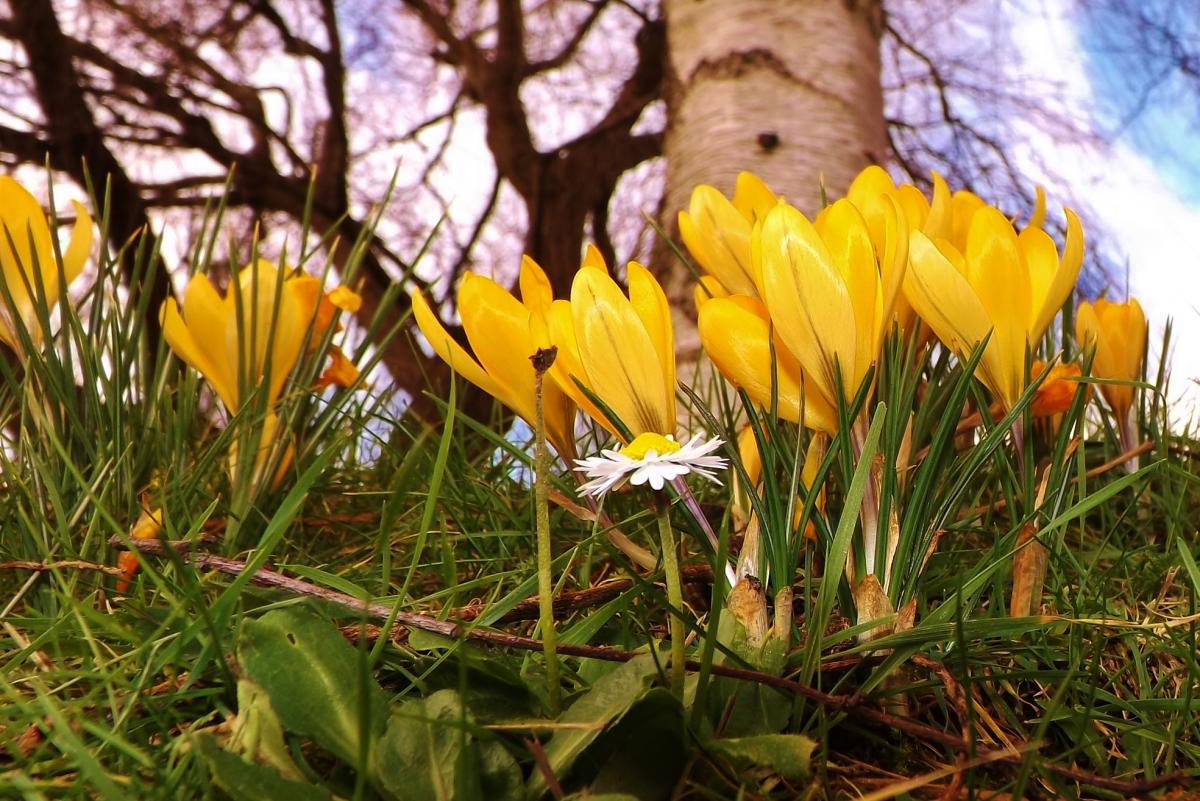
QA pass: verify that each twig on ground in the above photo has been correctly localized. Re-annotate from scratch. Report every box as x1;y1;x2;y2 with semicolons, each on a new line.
458;564;714;624
0;559;124;575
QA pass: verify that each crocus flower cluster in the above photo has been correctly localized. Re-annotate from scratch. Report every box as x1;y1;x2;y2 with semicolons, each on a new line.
162;259;362;490
688;167;1088;429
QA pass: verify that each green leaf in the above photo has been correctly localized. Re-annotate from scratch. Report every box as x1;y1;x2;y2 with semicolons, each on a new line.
226;679;306;782
195;734;333;801
527;654;658;799
708;627;790;737
1176;538;1200;596
238;607;388;767
585;689;686;801
373;689;522;801
710;733;816;780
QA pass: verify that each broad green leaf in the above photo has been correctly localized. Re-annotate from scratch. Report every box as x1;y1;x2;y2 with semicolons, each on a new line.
527;654;658;799
707;622;790;737
710;733;816;780
585;689;686;800
373;689;522;801
225;679;306;782
195;734;333;801
238;608;388;767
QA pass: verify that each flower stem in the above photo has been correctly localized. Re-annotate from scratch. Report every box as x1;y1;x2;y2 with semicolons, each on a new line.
850;415;881;583
531;348;561;715
1118;407;1138;474
654;495;686;698
669;476;736;586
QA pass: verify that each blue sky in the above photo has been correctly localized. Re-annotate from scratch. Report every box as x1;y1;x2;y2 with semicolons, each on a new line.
1077;2;1200;206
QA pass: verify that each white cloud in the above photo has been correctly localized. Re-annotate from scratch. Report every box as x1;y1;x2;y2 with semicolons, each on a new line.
1010;0;1200;417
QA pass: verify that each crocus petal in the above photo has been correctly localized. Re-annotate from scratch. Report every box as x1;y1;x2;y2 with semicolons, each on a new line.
1077;302;1125;412
1027;185;1047;230
1029;361;1081;417
922;172;952;241
410;289;509;406
289;275;336;346
949;190;985;250
582;243;609;273
1019;226;1061;339
572;266;672;436
878;193;911;334
819;199;882;390
1029;208;1084;339
546;297;624;441
845;166;897;260
906;232;1012;405
267;266;310;404
847;165;897;207
964;207;1029;403
759;203;855;407
62;200;93;289
679;184;759;297
0;177;51;339
736;424;763;490
183;274;241;408
519;255;554;316
162;296;239;410
626;261;676;425
698;296;837;432
1112;298;1146;382
693;275;728;310
1077;298;1145;416
460;273;539;426
230;260;306;406
732;171;779;224
894;184;931;231
315;346;360;390
327;285;362;312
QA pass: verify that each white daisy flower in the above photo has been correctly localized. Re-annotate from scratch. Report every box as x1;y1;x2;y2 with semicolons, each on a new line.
574;432;728;498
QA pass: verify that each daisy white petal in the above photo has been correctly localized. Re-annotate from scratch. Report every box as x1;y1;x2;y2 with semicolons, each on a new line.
574;431;728;498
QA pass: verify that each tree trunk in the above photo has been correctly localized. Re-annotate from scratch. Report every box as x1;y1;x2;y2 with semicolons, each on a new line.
660;0;888;357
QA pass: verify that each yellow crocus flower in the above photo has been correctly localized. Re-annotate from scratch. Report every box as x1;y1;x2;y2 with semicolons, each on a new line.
412;256;577;460
162;259;361;483
1075;297;1145;440
546;249;675;441
163;259;359;410
905;203;1084;409
679;172;779;299
754;195;908;413
0;177;92;354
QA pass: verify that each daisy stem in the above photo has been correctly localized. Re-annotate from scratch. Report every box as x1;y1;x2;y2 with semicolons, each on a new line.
654;494;686;698
670;476;736;586
531;349;561;716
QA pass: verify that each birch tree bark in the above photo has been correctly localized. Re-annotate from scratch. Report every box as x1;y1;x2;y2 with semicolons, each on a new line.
661;0;888;357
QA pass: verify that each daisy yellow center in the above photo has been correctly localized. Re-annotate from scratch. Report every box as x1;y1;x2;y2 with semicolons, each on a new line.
619;432;680;460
